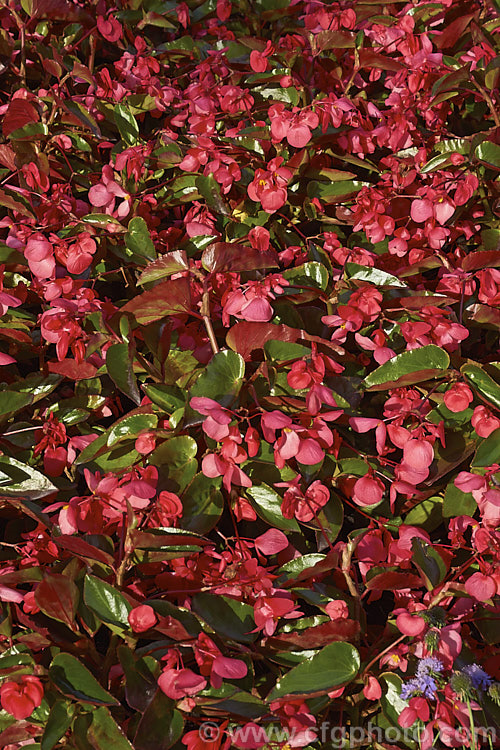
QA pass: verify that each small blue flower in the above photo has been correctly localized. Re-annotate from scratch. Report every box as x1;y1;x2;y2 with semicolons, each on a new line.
417;657;444;676
462;664;493;692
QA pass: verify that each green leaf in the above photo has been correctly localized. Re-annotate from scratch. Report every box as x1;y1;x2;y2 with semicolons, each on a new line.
87;707;134;750
180;473;223;534
246;484;300;532
41;701;75;750
190;350;245;407
107;413;158;447
49;653;119;705
149;435;198;491
134;691;184;750
405;496;443;530
345;263;407;288
283;262;329;292
380;673;407;726
363;345;450;390
117;647;157;713
192;592;257;644
106;342;141;406
64;100;101;136
307;180;364;202
0;390;33;419
143;384;185;413
462;363;500;410
84;575;132;629
0;456;57;499
264;340;311;361
475;140;500;169
472;427;500;467
196;174;231;216
125;216;156;262
443;482;476;518
268;642;360;700
411;538;448;590
114;104;139;146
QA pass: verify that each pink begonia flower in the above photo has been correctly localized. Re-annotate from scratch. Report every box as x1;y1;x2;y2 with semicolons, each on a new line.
247;157;292;214
465;571;497;601
24;233;55;279
352;474;384;507
350;417;387;456
395;611;426;637
363;676;382;700
254;528;289;556
128;604;158;633
471;405;500;438
398;697;429;728
253;593;302;636
0;675;44;720
96;15;122;43
0;353;15;365
202;453;252;492
325;600;349;620
216;0;231;22
248;226;270;252
65;232;97;275
249;41;273;73
88;165;131;218
443;383;473;412
190;397;232;440
269;103;319;148
158;668;206;700
397;439;434;485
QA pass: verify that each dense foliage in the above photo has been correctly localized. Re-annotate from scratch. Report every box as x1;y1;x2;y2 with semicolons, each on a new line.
0;0;499;748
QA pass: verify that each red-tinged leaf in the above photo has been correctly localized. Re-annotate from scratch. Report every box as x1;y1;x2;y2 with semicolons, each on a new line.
267;619;360;649
137;250;189;286
394;294;457;310
365;571;423;591
0;145;17;171
32;0;93;23
358;50;403;72
465;303;500;329
0;188;34;218
2;100;39;138
48;359;98;380
201;243;279;273
128;528;210;550
121;277;192;325
313;29;355;51
54;535;115;567
226;321;346;361
153;615;192;641
462;250;500;272
34;573;79;629
433;13;477;49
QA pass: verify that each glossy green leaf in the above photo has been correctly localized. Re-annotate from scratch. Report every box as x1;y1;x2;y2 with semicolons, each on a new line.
107;413;158;447
192;592;257;644
125;216;156;261
0;390;33;418
363;345;450;390
149;435;197;491
106;342;141;406
475;140;500;169
472;427;500;467
0;456;57;499
380;673;407;726
268;642;360;700
411;538;448;590
283;262;329;292
264;340;310;361
84;575;131;628
114;104;139;146
118;647;158;713
181;473;223;534
462;363;500;410
143;384;185;413
49;653;119;705
87;706;134;750
246;484;300;532
443;482;476;518
345;262;406;287
190;350;245;406
405;496;443;530
41;701;75;750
